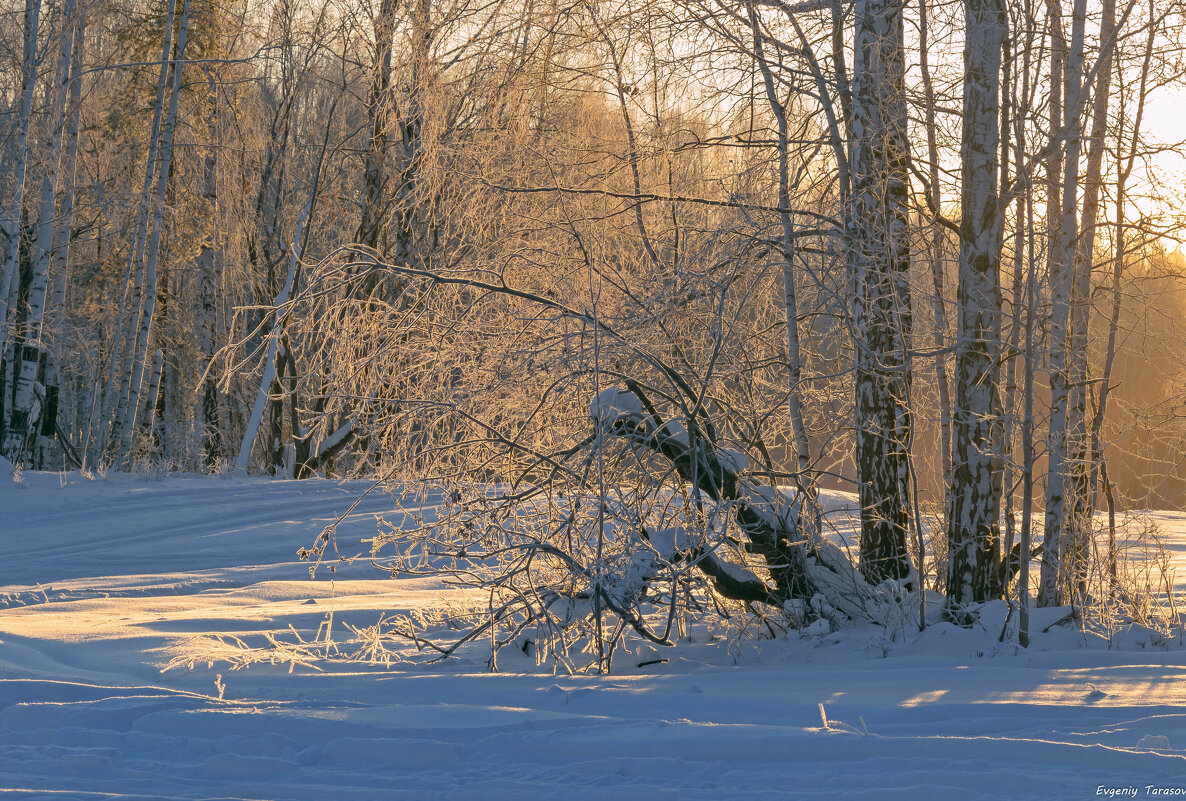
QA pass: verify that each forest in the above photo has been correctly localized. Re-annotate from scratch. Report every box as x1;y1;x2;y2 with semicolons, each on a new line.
3;0;1186;665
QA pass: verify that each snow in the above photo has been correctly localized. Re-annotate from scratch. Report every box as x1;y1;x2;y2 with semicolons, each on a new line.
3;472;1186;799
589;387;644;425
740;481;802;532
718;447;750;473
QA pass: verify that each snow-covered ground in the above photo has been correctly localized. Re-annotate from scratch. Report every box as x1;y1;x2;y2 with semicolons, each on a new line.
2;472;1186;800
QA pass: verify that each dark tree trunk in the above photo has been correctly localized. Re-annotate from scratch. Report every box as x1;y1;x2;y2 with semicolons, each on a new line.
849;0;913;586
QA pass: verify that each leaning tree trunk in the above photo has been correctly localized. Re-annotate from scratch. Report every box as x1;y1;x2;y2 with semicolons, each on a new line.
947;0;1005;606
593;382;886;624
235;199;311;474
849;0;914;586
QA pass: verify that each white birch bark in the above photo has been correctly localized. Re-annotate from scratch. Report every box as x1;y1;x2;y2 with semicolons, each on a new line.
4;0;77;462
747;6;812;479
0;0;41;450
37;7;86;467
100;0;177;459
1000;35;1023;573
235;199;311;475
1062;0;1116;597
1018;186;1039;645
1039;0;1088;608
849;0;914;585
948;0;1005;605
0;0;42;359
118;0;190;461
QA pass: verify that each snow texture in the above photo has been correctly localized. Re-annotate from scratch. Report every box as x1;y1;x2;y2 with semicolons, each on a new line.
589;387;644;425
2;473;1186;799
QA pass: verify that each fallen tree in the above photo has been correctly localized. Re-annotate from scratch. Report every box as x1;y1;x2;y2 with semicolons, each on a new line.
288;250;909;672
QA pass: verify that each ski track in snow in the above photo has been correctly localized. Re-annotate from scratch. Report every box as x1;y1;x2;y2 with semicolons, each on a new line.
2;473;1186;800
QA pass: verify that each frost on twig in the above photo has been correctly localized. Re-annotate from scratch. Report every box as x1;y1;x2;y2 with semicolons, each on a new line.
345;378;889;674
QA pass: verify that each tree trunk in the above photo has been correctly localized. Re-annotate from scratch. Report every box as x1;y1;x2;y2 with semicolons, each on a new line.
1062;0;1116;600
849;0;913;585
118;0;190;461
197;78;223;469
357;0;398;257
4;0;77;463
948;0;1005;606
918;0;953;495
747;5;813;479
38;6;87;467
235;200;310;474
1039;0;1087;608
101;0;178;461
0;0;41;350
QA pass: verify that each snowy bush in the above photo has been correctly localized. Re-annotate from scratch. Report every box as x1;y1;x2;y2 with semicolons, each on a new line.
298;379;894;673
282;241;903;672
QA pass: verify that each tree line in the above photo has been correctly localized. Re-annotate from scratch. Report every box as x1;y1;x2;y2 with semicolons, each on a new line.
3;0;1186;632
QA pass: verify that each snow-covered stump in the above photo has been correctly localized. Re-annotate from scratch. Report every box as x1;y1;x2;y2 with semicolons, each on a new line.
591;384;884;626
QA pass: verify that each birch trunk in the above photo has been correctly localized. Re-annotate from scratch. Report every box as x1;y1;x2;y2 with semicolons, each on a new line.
118;0;190;461
748;6;812;479
4;0;77;462
0;0;41;453
948;0;1005;605
1007;4;1037;603
850;0;913;585
1019;184;1038;645
235;200;310;474
1062;0;1116;599
1039;0;1087;608
918;0;953;493
101;0;177;459
37;7;86;467
0;0;40;345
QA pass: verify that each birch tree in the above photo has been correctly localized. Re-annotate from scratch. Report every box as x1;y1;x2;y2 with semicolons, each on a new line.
116;0;191;461
3;0;78;462
848;0;913;585
197;73;222;469
99;0;179;461
37;5;88;468
946;0;1005;606
0;0;42;453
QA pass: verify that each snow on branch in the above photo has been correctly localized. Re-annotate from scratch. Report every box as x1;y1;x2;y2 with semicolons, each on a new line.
593;381;885;624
